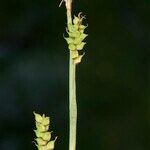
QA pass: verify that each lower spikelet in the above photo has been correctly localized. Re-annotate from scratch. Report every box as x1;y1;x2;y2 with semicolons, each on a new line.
33;112;57;150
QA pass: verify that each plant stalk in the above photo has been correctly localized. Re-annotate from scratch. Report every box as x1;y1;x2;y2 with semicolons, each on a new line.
69;51;77;150
65;1;77;150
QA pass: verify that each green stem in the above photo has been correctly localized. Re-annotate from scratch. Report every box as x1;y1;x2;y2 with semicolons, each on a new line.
65;1;77;150
69;51;77;150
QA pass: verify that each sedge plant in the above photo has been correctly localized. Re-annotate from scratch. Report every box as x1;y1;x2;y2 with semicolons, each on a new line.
33;0;88;150
62;1;88;150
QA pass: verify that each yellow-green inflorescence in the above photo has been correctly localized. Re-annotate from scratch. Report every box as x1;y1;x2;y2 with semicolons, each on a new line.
65;13;88;64
34;112;57;150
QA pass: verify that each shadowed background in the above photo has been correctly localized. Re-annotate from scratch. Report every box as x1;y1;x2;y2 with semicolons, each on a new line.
0;0;150;150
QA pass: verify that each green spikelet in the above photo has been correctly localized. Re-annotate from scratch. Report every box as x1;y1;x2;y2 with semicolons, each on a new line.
64;13;88;64
33;112;57;150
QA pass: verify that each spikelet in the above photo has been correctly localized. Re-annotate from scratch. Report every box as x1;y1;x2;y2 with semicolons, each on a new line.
64;13;88;64
33;112;57;150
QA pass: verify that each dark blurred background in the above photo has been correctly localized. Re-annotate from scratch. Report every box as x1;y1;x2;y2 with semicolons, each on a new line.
0;0;150;149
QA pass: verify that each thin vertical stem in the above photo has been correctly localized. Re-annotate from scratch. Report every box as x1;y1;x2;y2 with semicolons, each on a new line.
69;51;77;150
65;1;77;150
65;0;72;24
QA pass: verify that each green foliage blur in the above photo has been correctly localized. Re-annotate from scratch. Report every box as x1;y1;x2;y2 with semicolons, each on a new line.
0;0;149;150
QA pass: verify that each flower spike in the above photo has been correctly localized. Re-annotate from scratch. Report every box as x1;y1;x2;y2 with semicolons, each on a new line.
33;112;57;150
